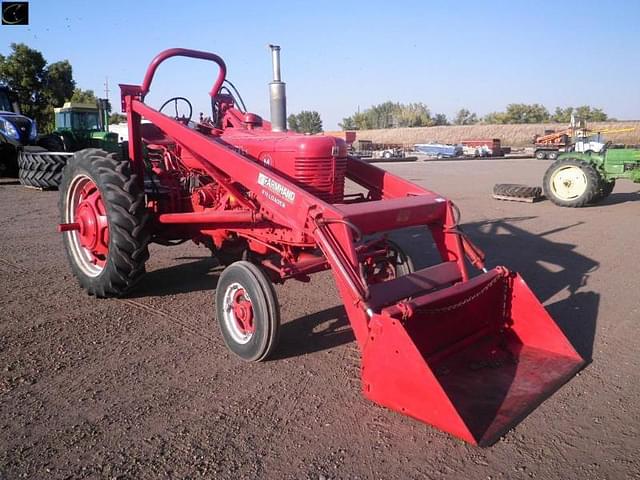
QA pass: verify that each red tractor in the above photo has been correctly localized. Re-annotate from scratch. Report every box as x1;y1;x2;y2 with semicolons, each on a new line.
57;46;584;446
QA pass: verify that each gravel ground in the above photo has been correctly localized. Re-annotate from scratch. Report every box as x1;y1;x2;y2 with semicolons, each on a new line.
0;158;638;479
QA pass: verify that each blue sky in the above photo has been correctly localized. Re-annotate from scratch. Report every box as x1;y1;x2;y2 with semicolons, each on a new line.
1;0;639;129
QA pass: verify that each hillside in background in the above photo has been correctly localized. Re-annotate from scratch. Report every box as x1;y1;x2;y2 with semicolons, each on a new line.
326;122;640;148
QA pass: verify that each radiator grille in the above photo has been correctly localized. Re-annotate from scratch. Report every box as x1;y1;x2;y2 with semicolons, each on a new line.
294;156;346;203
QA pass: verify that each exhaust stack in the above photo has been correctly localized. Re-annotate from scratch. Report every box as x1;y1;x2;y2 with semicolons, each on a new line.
268;45;287;132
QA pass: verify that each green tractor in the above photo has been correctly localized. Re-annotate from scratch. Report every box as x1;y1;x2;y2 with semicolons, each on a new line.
44;98;118;152
543;145;640;207
18;98;119;189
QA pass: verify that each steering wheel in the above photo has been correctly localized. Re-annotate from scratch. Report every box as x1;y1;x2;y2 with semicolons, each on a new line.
159;96;193;124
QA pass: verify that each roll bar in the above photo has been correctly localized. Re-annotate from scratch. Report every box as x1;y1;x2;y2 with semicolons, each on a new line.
140;48;227;98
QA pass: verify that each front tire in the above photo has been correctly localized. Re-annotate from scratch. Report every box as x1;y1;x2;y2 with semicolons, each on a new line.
543;158;600;207
216;261;281;362
59;148;150;297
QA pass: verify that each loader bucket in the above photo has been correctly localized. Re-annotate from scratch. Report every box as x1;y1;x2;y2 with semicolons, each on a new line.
361;268;584;446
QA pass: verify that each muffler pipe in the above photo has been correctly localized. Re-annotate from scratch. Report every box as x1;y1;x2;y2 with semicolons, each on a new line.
268;44;287;132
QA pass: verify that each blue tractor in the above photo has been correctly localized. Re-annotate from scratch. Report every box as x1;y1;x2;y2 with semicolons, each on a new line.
0;85;37;176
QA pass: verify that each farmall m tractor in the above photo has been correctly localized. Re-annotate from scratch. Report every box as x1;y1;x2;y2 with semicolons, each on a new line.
57;46;584;446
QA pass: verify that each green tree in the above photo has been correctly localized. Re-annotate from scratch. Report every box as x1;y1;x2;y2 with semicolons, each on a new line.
70;88;97;104
46;60;74;108
339;116;356;130
484;103;550;124
551;106;574;123
109;112;127;124
0;43;77;131
453;108;478;125
504;103;550;123
340;102;433;130
432;113;449;126
0;43;48;125
574;105;608;122
287;110;323;134
395;102;432;127
482;111;508;124
551;105;609;123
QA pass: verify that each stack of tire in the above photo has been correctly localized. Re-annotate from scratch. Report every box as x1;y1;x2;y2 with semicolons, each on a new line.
18;135;68;189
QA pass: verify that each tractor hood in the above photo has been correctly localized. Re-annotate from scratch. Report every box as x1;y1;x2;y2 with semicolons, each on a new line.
0;110;35;145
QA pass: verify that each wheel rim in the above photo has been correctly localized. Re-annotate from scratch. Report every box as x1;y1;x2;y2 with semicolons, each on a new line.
550;165;588;201
223;282;255;344
65;174;109;277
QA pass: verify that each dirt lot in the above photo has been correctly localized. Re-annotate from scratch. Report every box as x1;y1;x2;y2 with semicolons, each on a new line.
1;158;638;479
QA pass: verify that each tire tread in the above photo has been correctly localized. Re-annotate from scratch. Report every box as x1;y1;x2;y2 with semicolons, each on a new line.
59;148;150;297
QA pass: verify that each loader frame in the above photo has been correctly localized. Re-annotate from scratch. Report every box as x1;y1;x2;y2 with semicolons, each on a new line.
119;48;473;348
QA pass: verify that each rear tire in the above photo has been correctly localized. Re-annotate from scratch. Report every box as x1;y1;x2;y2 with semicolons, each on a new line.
18;146;67;189
59;148;150;297
543;158;600;207
535;150;547;160
547;151;559;160
216;261;281;362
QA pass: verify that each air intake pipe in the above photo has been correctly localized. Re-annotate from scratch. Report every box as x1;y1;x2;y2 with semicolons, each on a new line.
268;45;287;132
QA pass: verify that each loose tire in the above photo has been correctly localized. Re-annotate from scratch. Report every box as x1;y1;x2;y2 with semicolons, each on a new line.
216;261;281;362
59;148;150;297
18;146;67;189
493;183;542;199
535;150;547;160
543;158;600;207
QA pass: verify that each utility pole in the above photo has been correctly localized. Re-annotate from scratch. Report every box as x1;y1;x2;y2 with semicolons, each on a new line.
104;76;110;102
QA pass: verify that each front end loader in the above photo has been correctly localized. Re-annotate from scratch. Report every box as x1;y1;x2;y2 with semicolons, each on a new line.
57;46;585;446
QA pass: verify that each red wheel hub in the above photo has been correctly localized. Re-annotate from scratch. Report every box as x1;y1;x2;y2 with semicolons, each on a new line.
231;289;254;334
74;180;109;267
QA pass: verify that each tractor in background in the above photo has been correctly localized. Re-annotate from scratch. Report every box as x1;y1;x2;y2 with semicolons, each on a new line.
543;144;640;207
44;99;118;152
18;98;119;189
0;85;38;176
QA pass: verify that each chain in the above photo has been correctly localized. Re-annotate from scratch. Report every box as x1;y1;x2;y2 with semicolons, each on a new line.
412;273;504;315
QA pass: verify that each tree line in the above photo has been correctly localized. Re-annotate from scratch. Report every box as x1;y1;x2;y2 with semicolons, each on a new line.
0;43;122;132
273;101;612;134
338;103;611;130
